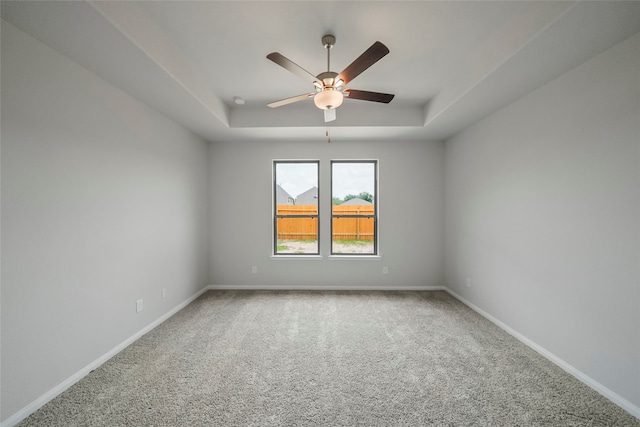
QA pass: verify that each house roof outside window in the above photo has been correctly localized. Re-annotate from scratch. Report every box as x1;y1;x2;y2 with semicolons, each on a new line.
276;185;294;205
295;186;318;206
341;197;372;206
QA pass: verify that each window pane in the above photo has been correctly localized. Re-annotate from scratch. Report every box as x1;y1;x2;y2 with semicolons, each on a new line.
331;162;375;214
332;217;375;254
276;217;318;254
331;161;376;255
274;161;319;255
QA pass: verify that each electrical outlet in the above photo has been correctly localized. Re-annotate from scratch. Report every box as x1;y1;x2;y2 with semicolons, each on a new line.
136;299;143;313
383;266;388;275
251;266;258;274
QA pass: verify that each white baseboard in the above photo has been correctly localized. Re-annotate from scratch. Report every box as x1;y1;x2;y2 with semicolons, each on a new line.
206;284;448;291
1;286;210;427
444;288;640;420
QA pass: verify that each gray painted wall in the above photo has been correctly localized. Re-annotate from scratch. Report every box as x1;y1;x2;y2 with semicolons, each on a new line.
1;22;210;420
209;139;445;289
444;33;640;408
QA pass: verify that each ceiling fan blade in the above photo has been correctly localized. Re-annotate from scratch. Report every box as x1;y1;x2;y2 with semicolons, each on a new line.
344;89;394;103
267;93;314;108
324;109;336;122
267;52;319;85
337;41;389;86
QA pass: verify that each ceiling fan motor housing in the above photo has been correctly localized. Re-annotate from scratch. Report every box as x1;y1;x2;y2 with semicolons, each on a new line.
316;71;340;90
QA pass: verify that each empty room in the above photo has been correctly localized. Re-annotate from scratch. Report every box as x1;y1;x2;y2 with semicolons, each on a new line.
1;1;639;425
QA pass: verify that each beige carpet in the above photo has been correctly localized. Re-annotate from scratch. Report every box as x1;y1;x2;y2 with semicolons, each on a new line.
18;290;639;426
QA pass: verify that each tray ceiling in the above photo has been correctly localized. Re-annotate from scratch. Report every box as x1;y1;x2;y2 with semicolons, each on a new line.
2;1;639;142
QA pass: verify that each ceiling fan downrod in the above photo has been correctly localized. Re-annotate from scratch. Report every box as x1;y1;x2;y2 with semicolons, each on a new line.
322;34;335;71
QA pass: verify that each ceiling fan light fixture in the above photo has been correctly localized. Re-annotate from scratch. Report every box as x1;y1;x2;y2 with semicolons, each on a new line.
314;89;343;110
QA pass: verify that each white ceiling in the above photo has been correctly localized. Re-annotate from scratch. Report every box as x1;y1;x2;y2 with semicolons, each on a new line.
2;1;640;143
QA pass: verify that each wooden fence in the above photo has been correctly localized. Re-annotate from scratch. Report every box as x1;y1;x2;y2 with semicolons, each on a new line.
276;205;318;240
332;205;375;240
276;205;374;241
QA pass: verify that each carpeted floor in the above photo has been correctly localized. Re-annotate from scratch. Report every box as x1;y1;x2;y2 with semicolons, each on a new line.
18;290;639;426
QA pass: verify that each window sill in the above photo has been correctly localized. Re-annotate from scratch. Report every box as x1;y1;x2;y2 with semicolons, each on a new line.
270;255;382;261
271;255;323;261
328;255;381;261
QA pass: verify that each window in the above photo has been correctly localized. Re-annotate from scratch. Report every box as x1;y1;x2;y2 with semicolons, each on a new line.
331;161;377;255
273;161;319;255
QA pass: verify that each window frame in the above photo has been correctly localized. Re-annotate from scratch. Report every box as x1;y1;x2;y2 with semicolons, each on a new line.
273;160;320;256
330;160;378;256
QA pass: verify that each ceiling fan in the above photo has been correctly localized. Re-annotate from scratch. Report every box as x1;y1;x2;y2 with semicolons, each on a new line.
266;35;394;122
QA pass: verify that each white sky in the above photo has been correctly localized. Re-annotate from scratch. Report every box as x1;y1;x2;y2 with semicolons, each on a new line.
275;162;374;200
